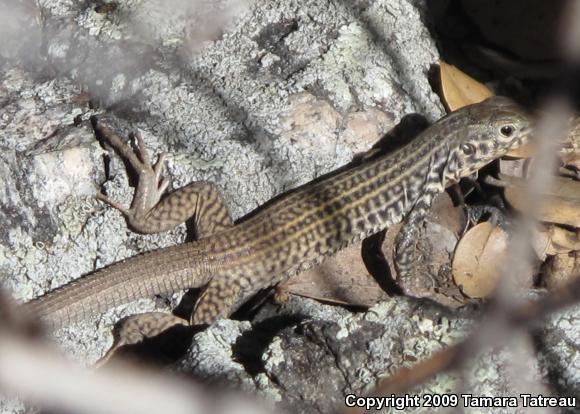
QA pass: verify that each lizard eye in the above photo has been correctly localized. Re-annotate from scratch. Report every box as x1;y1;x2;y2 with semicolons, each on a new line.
500;125;515;137
461;143;476;155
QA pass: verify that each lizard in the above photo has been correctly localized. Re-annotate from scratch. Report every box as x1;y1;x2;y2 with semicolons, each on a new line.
21;96;532;346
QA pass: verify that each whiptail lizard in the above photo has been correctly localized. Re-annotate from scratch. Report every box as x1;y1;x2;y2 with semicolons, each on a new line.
23;96;532;339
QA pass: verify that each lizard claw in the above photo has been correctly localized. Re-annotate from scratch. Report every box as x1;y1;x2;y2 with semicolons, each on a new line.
132;131;152;166
153;152;168;181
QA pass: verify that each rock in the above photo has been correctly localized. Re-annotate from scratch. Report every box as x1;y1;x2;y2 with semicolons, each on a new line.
179;295;580;414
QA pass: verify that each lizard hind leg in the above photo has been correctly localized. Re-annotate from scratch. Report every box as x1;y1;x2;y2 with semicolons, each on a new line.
191;277;243;325
97;312;191;366
100;275;243;363
134;180;234;236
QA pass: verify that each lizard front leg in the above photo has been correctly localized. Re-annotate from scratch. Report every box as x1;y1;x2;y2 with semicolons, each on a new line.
394;170;443;296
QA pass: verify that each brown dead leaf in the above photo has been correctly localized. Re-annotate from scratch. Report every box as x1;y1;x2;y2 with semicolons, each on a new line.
544;252;580;290
282;244;389;307
560;117;580;170
545;226;580;254
532;225;580;260
505;144;536;159
439;61;494;112
502;174;580;228
452;222;509;298
427;190;466;236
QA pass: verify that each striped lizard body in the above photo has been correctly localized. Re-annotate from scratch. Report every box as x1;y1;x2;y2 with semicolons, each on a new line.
23;96;532;332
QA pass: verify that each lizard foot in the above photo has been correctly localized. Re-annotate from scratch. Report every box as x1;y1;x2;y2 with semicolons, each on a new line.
94;120;171;233
466;204;512;229
94;119;234;235
97;312;190;366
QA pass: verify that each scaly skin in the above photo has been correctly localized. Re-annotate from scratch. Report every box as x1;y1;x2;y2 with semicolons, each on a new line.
24;96;532;329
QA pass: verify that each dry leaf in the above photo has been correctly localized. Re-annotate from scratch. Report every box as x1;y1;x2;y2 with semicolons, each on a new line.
532;225;580;260
544;252;580;290
502;174;580;227
427;190;466;236
439;61;493;112
545;226;580;254
452;222;509;298
504;144;536;159
283;244;389;307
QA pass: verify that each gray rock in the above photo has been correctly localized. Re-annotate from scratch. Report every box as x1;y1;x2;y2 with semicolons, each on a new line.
178;296;580;414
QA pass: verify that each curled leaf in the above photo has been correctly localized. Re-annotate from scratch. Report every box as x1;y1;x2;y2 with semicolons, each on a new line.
502;174;580;228
544;252;580;290
283;245;389;307
439;61;494;112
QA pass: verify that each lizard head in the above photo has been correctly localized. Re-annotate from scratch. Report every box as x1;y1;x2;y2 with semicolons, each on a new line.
443;96;533;185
